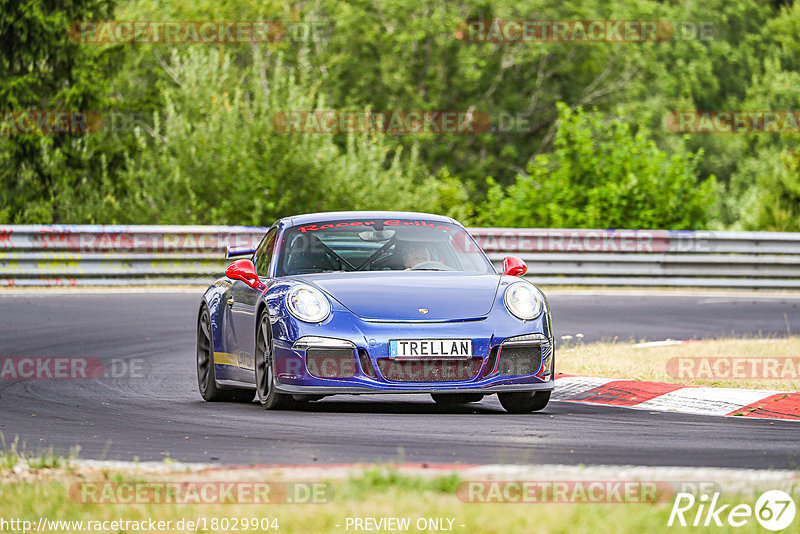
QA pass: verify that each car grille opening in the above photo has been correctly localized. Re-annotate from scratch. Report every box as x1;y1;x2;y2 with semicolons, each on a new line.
306;348;357;378
376;358;483;382
496;345;542;376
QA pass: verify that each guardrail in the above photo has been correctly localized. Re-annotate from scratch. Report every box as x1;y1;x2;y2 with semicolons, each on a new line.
0;225;264;286
1;225;800;288
470;228;800;288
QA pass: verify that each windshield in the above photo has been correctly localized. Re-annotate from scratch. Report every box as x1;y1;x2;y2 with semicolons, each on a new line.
276;218;494;275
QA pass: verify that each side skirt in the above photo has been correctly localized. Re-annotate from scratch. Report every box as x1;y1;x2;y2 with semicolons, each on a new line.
216;378;257;390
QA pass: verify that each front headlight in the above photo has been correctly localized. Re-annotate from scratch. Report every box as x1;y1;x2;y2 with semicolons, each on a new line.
504;282;544;320
286;285;331;323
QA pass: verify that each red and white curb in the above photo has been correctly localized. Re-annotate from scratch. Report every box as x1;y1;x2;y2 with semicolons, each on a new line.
553;375;800;421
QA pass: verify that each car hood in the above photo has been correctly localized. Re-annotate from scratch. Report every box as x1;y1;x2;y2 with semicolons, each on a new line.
291;272;501;321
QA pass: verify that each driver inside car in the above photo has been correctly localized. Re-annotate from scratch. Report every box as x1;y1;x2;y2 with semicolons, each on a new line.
403;244;432;269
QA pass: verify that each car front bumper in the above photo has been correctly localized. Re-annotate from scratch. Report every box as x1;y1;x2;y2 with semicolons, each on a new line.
270;315;555;394
273;380;554;395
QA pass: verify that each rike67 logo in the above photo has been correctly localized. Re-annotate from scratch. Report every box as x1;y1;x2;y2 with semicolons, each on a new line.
669;490;796;531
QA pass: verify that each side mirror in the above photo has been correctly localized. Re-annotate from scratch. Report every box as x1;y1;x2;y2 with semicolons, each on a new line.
502;256;528;277
225;259;261;288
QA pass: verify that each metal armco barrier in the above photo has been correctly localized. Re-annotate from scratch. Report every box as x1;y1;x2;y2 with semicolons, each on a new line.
2;225;800;288
0;225;265;287
470;228;800;288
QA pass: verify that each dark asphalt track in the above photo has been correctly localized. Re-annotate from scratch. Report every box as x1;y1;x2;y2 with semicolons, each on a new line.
1;290;798;468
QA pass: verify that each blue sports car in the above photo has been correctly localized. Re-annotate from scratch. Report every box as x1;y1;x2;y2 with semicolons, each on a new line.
196;211;554;413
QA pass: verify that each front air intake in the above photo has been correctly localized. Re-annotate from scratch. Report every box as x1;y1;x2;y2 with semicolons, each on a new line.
496;345;542;376
306;348;357;378
491;334;552;377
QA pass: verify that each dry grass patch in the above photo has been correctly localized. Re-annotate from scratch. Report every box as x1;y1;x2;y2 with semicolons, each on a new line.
558;337;800;391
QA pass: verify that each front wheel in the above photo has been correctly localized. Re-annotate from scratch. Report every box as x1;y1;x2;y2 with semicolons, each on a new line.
255;311;295;410
498;391;551;413
197;305;253;403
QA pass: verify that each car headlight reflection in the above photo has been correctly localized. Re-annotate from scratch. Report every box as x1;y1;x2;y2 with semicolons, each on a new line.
504;282;544;320
286;285;331;323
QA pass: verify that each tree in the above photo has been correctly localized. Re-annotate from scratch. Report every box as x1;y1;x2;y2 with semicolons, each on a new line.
0;0;119;222
63;48;470;224
476;103;715;229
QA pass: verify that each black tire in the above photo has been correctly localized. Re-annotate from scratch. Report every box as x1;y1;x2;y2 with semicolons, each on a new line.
197;306;254;403
497;391;551;414
255;311;295;410
431;393;484;404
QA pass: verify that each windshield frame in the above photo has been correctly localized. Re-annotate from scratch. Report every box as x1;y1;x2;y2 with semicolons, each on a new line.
272;218;496;277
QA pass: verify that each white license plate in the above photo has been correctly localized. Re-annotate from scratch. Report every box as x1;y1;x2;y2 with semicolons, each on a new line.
389;339;472;359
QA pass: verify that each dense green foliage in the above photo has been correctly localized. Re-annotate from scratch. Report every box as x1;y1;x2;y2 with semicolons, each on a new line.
477;103;715;228
0;0;118;222
1;0;798;229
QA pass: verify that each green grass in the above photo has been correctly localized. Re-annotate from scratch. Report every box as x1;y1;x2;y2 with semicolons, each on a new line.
0;434;80;472
1;460;798;534
342;466;463;498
